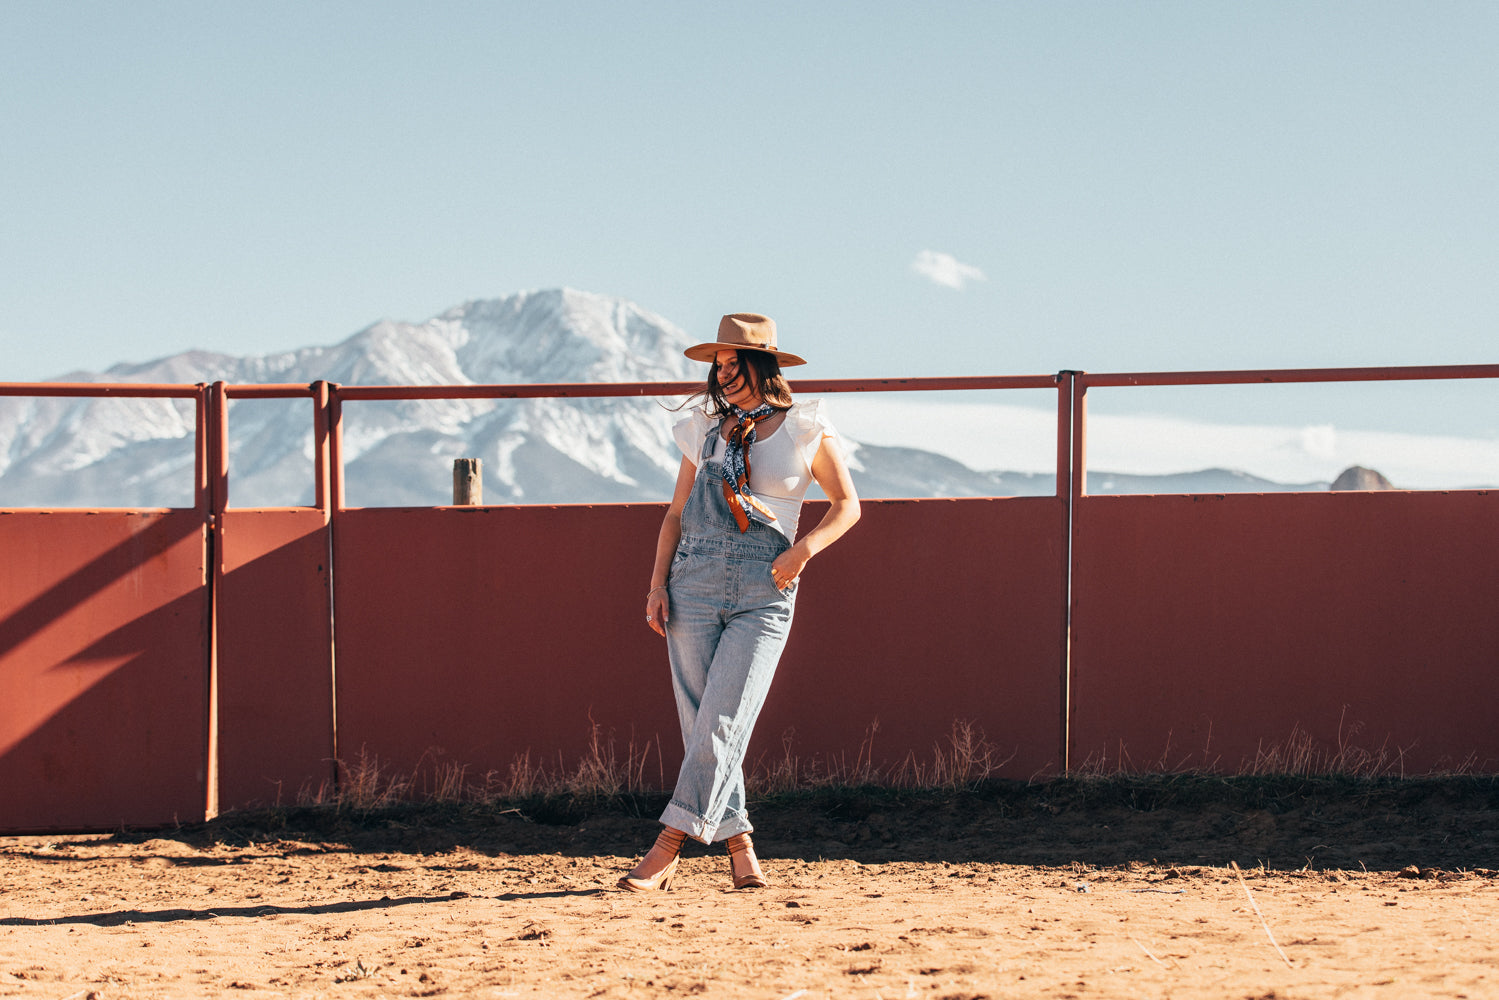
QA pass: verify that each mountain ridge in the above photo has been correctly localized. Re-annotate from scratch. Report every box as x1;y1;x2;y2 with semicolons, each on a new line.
2;288;1337;508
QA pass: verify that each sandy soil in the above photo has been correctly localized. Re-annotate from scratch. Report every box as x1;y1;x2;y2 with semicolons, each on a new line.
3;778;1498;999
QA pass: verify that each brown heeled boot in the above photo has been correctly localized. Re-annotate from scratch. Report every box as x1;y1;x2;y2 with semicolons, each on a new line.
724;832;768;889
617;826;688;892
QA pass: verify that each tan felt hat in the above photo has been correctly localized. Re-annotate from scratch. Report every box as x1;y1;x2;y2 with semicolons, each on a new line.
683;313;807;367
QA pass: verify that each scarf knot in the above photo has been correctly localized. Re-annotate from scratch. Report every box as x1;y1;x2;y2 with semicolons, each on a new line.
720;403;778;532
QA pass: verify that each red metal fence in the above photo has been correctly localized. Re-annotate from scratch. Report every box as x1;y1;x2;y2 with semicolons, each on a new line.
1066;366;1499;775
2;365;1496;831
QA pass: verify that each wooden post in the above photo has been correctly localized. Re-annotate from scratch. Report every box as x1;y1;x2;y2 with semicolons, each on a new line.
453;458;482;505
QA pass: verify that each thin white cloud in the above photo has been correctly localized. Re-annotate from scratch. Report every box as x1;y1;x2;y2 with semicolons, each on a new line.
911;250;986;290
828;397;1499;490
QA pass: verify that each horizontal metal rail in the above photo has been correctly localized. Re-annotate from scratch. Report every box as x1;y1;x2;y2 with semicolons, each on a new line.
0;383;204;398
1082;363;1499;388
331;374;1062;401
797;375;1062;392
335;381;699;400
223;384;320;399
11;364;1491;400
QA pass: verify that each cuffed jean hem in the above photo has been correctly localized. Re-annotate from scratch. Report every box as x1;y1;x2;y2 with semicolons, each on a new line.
660;799;754;844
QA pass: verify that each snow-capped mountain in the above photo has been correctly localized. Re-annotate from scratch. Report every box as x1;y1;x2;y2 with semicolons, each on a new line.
0;288;1331;509
0;289;699;507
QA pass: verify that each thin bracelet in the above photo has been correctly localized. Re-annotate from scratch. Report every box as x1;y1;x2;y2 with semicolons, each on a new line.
647;586;668;599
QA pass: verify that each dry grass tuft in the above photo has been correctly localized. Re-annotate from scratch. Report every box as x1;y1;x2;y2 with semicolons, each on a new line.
747;721;885;795
746;719;1013;794
303;719;665;811
292;710;1479;814
1071;707;1479;780
890;719;1014;789
328;746;413;810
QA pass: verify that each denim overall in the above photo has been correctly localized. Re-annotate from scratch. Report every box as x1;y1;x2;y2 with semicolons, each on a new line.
659;421;798;843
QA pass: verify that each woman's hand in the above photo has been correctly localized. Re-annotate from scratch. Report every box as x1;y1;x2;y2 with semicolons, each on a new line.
768;435;860;593
644;460;693;639
646;587;670;637
770;541;811;591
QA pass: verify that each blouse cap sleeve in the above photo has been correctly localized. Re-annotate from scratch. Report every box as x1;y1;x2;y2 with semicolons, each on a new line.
671;407;713;466
788;398;840;471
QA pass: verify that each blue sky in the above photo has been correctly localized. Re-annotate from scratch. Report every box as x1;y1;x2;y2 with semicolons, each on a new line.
3;2;1496;441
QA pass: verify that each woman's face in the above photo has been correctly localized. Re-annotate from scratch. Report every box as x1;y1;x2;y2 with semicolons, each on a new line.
714;349;762;408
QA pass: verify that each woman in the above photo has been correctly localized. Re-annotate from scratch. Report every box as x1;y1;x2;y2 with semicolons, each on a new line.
617;310;857;893
619;313;861;892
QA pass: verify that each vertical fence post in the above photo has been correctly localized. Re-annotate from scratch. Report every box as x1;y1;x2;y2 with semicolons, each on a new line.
194;383;213;819
1065;373;1088;773
453;459;483;505
309;380;340;794
194;383;211;515
328;387;345;512
1055;372;1078;774
1071;376;1088;506
326;385;344;782
312;381;332;523
209;382;230;515
204;380;229;820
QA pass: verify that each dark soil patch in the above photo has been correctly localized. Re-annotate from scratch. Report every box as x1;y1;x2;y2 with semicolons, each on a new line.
125;774;1499;873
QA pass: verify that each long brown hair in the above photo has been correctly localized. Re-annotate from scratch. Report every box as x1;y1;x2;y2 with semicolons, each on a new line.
679;349;793;417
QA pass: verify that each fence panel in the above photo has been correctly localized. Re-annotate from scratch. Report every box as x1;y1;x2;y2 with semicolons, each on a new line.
330;498;1067;790
215;508;335;809
331;504;677;789
1068;491;1499;773
755;497;1066;781
0;510;209;831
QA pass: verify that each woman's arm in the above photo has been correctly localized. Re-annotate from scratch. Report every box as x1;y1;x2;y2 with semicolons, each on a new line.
770;434;861;589
646;457;697;637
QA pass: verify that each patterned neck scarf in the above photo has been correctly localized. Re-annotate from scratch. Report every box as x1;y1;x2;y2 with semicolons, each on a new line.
720;403;778;532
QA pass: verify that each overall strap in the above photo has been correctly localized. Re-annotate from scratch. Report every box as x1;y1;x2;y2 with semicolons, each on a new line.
699;421;719;463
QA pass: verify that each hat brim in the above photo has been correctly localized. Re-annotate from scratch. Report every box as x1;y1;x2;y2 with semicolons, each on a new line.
683;342;807;367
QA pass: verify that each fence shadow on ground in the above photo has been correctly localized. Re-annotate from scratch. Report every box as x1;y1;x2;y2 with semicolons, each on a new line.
101;774;1499;875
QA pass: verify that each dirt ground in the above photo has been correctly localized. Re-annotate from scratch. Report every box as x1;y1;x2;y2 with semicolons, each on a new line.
3;777;1498;999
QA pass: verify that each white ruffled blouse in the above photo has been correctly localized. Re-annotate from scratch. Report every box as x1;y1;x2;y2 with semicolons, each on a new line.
671;399;840;540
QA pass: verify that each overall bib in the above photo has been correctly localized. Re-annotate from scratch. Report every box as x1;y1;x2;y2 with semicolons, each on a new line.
660;422;799;842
